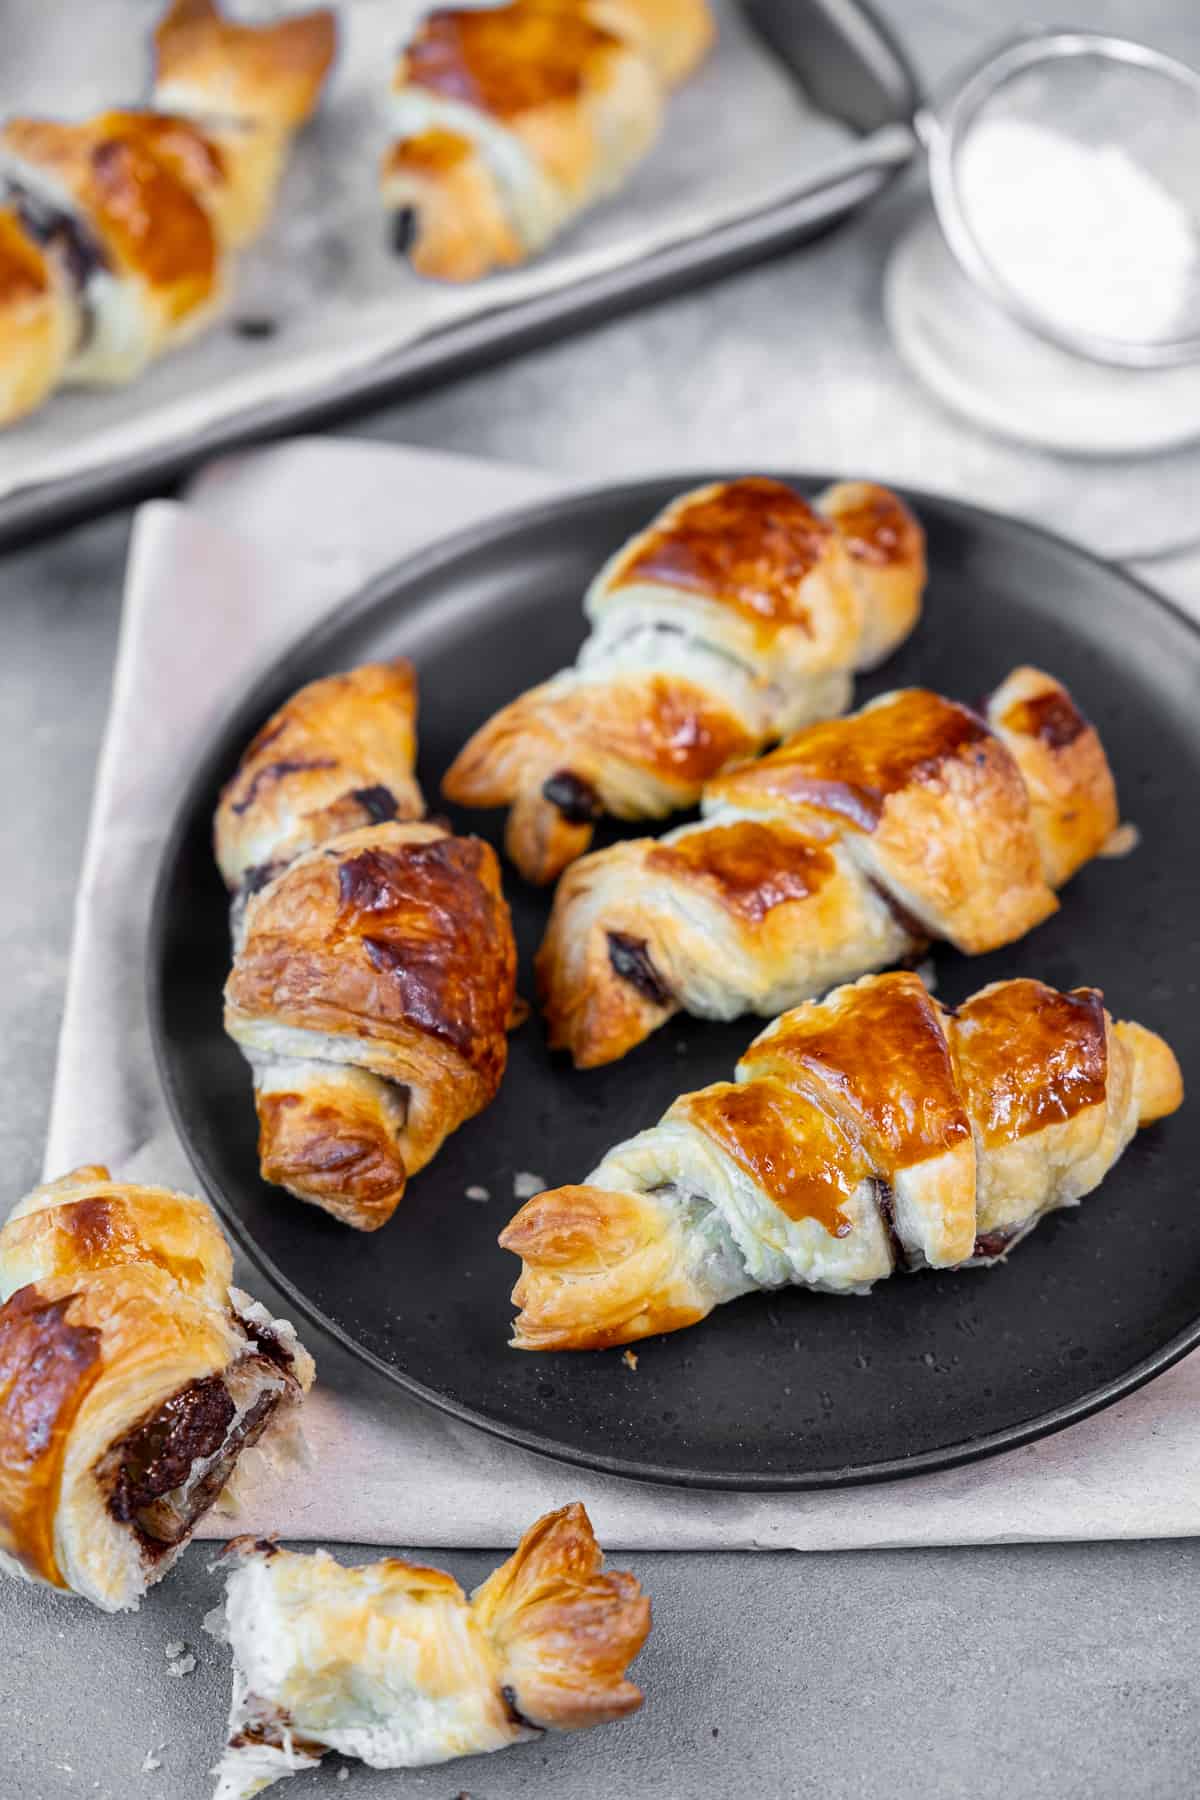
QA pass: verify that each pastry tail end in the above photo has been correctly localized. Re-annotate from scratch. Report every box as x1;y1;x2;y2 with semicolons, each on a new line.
470;1502;651;1730
499;1185;711;1350
1114;1019;1185;1126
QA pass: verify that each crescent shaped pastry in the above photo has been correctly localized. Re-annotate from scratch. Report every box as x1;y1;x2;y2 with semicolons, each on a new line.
214;659;424;900
500;971;1183;1349
537;665;1119;1067
224;821;518;1230
444;476;925;883
216;660;519;1229
208;1504;650;1799
0;0;335;423
0;1166;313;1612
382;0;713;282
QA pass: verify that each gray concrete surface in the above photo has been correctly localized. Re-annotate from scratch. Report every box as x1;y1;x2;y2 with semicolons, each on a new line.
4;3;1200;1797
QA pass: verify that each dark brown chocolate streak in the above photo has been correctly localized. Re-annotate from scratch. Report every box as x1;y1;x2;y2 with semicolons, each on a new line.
973;1228;1017;1260
8;182;108;346
391;206;417;255
607;931;672;1007
542;770;603;825
867;878;930;946
501;1684;542;1733
107;1375;236;1526
230;758;338;815
872;1177;908;1271
350;784;399;824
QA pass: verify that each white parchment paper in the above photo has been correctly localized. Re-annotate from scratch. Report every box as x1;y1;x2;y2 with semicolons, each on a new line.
0;0;905;508
40;431;1200;1552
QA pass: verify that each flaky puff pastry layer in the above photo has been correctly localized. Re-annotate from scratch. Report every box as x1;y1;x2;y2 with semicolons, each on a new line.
537;666;1117;1068
214;659;424;895
501;972;1183;1350
445;477;925;884
382;0;710;282
0;1166;313;1611
0;0;334;421
209;1504;650;1799
224;821;518;1230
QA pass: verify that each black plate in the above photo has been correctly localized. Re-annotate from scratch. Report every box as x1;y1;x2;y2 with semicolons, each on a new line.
149;473;1200;1490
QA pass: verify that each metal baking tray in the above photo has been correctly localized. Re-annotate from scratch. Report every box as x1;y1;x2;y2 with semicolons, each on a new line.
0;0;917;550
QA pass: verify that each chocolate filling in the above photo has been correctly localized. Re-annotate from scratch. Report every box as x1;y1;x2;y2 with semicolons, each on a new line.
391;207;417;255
240;860;285;898
872;1176;908;1271
102;1372;282;1553
229;1705;325;1760
867;878;930;948
973;1227;1017;1260
7;181;108;347
501;1684;541;1733
607;931;672;1007
230;758;337;816
542;770;603;825
350;783;399;824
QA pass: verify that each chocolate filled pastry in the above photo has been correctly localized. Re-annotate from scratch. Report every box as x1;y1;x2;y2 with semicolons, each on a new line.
0;1165;313;1612
208;1504;650;1798
444;477;926;884
217;661;518;1230
501;971;1183;1349
214;658;425;904
382;0;714;283
0;0;336;426
537;665;1120;1067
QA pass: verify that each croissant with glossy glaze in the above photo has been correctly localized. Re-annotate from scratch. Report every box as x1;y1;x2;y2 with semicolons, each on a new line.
537;665;1119;1067
382;0;714;282
444;477;925;883
0;0;335;425
209;1503;650;1798
0;1166;313;1612
217;661;518;1230
501;971;1183;1349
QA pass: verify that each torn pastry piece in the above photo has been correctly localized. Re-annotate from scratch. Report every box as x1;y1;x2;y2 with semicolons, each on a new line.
214;658;425;903
208;1504;650;1799
0;0;335;422
444;477;925;883
224;821;518;1230
382;0;713;282
0;1166;313;1612
537;665;1119;1067
501;971;1183;1349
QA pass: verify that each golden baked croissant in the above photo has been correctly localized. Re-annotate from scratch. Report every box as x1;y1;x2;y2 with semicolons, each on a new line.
382;0;714;283
209;1503;650;1799
0;0;335;426
537;664;1120;1067
0;1165;313;1612
501;971;1183;1349
444;477;926;883
214;658;425;901
216;661;518;1230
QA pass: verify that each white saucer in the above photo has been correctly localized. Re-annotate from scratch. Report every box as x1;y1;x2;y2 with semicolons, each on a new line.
885;211;1200;459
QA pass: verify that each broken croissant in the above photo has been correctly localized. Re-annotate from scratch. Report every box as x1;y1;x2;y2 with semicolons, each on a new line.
0;1166;313;1612
501;970;1183;1349
208;1503;650;1799
537;665;1120;1067
216;660;518;1230
382;0;714;282
444;476;926;883
0;0;335;426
